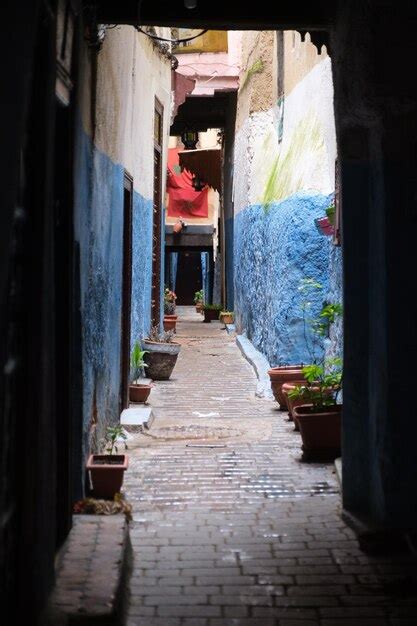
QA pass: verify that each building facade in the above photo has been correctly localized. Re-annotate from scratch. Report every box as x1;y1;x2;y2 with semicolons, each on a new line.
233;30;342;366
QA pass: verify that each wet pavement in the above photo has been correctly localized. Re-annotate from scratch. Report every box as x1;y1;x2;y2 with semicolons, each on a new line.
124;307;417;625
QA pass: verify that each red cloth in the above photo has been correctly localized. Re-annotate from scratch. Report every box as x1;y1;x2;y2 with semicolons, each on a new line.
167;148;208;218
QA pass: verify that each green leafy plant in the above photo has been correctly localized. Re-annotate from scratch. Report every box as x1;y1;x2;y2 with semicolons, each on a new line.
298;278;324;362
194;289;204;303
130;342;148;383
313;303;343;338
202;304;223;311
297;278;343;362
101;424;127;455
288;357;342;412
325;203;336;226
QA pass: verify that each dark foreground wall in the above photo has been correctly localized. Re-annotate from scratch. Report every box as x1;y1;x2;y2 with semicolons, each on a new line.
332;2;417;532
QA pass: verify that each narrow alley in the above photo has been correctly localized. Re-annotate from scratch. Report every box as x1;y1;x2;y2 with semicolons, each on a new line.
123;309;417;626
5;5;417;624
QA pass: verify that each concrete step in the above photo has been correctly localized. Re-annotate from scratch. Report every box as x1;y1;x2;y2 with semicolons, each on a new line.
120;406;154;429
46;515;131;625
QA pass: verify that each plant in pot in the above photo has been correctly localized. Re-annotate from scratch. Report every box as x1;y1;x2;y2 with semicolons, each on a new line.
129;341;152;403
202;303;223;323
86;424;129;499
164;288;178;331
194;289;204;313
315;201;335;236
220;310;234;325
288;357;343;461
142;326;181;380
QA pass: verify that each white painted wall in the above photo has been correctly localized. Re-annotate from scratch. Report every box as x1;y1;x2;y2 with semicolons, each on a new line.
94;26;172;200
234;55;336;214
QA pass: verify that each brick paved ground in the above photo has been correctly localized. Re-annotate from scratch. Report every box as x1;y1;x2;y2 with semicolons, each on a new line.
124;307;417;626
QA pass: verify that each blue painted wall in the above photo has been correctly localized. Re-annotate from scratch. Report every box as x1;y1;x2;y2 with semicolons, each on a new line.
234;191;340;366
225;216;234;309
74;119;153;461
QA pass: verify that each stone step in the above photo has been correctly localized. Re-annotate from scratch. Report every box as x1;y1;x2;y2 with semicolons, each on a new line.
120;406;154;429
46;515;131;625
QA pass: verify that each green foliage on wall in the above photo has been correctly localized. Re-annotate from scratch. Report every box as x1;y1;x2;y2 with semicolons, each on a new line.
261;112;325;211
240;58;264;92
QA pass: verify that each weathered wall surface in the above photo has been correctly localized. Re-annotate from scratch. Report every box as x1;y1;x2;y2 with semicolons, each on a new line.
74;26;171;457
234;31;341;365
234;192;333;366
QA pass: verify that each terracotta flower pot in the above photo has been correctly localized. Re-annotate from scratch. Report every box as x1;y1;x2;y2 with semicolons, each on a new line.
195;302;203;313
129;383;152;403
293;404;342;461
267;365;306;410
86;454;128;499
281;382;305;430
315;216;334;236
163;316;177;332
283;383;332;431
221;313;234;325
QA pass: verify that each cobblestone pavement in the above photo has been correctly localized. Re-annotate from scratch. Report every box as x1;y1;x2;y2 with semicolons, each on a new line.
124;307;417;626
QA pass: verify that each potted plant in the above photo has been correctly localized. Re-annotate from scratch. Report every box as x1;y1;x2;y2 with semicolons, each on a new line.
220;310;234;325
268;279;342;411
326;202;336;226
194;289;204;313
142;326;181;380
289;357;343;460
164;288;178;331
129;341;152;403
268;365;306;410
202;303;223;323
86;424;128;499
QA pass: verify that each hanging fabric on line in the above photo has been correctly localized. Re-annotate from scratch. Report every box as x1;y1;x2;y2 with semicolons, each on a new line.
166;148;209;218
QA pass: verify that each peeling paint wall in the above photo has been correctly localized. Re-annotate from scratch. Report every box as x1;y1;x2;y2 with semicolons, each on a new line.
74;26;171;458
234;31;341;365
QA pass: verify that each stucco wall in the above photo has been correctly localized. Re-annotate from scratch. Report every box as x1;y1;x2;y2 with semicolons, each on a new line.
74;26;171;457
233;32;341;366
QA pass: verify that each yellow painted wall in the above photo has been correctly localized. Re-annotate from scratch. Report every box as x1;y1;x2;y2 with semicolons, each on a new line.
173;30;228;54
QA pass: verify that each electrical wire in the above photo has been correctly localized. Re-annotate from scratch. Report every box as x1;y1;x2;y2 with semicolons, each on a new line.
135;26;208;44
136;0;207;44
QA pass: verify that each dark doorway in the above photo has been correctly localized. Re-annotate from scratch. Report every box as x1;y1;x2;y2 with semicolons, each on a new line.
120;172;133;410
151;98;164;326
175;252;202;305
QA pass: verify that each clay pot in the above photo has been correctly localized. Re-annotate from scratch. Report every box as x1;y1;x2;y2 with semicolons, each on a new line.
283;383;332;430
86;454;128;500
142;339;181;380
195;302;203;313
163;315;177;332
221;313;234;325
267;365;306;410
293;404;342;461
129;383;152;403
315;216;334;236
281;382;304;430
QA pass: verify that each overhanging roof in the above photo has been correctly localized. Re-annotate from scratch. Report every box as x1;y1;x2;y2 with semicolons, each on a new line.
95;2;335;30
179;148;222;193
